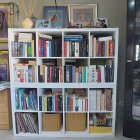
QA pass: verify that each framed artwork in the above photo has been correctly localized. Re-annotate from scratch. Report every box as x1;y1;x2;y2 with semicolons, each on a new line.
0;50;9;81
43;6;68;28
94;18;108;28
35;19;50;28
68;4;97;27
0;3;14;43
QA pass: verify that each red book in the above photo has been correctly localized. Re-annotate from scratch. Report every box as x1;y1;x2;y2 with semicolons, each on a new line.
44;40;47;57
109;40;114;56
59;67;62;83
64;41;67;57
38;38;41;57
98;41;102;56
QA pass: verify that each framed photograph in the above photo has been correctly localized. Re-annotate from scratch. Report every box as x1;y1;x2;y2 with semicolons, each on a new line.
94;18;108;28
43;6;68;28
68;4;97;27
0;50;9;81
35;19;49;28
0;3;14;43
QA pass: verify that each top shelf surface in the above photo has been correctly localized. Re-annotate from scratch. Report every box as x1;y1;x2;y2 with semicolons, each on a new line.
8;28;118;33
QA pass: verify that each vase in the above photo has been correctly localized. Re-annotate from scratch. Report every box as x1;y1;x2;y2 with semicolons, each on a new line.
21;18;33;28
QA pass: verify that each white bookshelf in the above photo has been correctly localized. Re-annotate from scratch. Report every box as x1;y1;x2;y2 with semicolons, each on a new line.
8;28;118;137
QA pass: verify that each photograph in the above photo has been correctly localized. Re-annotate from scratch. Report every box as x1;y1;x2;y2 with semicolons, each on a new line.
68;4;97;27
0;3;14;42
44;6;68;28
94;18;108;28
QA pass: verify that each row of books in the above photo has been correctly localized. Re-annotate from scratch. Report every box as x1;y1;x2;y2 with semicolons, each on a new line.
89;113;112;127
39;93;63;111
65;94;88;111
89;89;112;111
16;89;38;110
16;112;38;134
14;61;37;82
12;32;35;57
38;37;62;57
90;35;114;57
89;64;113;83
64;65;88;83
13;64;113;83
64;40;88;57
38;65;62;83
11;41;35;57
11;33;115;58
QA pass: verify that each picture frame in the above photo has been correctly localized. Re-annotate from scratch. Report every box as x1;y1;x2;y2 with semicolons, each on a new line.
0;3;14;43
94;18;108;28
0;50;9;81
68;4;97;27
35;19;50;28
43;6;68;28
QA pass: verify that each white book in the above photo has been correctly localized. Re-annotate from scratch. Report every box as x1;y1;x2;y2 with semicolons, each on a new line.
98;36;112;41
38;34;52;40
98;65;105;82
45;66;47;83
75;42;79;57
90;35;93;57
93;37;97;57
96;90;102;111
89;65;97;82
89;90;96;111
46;41;50;57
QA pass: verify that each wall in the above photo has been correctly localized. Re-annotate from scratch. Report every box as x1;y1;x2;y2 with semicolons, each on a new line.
1;0;127;135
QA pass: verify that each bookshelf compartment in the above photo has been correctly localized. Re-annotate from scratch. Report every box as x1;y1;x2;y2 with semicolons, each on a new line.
15;112;38;134
11;32;36;58
89;33;115;57
90;59;114;83
15;88;38;111
38;32;62;57
64;59;88;83
38;59;62;83
13;59;37;83
42;113;62;131
64;34;89;57
89;88;112;112
65;88;88;112
38;88;63;112
89;113;112;134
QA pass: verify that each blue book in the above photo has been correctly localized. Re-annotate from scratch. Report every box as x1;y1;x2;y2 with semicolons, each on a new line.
72;66;76;83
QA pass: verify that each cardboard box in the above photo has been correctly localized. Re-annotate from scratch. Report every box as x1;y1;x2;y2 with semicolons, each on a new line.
42;113;62;131
89;126;112;133
65;113;87;131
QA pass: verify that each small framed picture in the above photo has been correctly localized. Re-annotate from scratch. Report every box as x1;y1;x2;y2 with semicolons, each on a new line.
94;18;108;28
35;19;49;28
0;50;9;81
68;4;97;27
0;3;14;42
43;6;68;28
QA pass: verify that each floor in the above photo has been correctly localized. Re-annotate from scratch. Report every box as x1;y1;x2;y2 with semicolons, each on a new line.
0;104;136;140
0;129;135;140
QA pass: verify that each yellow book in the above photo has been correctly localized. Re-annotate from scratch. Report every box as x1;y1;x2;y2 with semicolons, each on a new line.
31;40;34;57
106;41;110;56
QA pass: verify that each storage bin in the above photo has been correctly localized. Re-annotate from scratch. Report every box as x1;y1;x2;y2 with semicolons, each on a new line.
65;113;87;131
42;113;62;131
